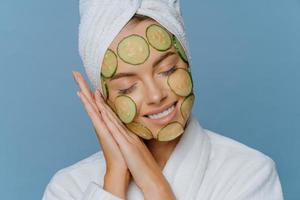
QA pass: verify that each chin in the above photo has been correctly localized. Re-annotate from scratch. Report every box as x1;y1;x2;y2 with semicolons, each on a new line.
127;95;193;141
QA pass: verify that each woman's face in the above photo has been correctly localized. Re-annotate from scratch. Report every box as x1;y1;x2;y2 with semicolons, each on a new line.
100;18;194;141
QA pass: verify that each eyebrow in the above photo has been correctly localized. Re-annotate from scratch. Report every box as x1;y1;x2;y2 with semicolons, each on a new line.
110;51;176;82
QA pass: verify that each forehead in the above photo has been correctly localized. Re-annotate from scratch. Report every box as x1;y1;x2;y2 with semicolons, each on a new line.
104;17;176;76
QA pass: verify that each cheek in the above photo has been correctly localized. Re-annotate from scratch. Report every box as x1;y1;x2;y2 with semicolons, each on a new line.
105;84;142;122
103;70;195;142
164;68;195;127
167;67;193;97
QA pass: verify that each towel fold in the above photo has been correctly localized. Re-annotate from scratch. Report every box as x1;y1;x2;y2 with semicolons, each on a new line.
78;0;192;92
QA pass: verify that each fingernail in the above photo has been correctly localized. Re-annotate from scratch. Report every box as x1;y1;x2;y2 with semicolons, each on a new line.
76;91;80;97
72;71;76;79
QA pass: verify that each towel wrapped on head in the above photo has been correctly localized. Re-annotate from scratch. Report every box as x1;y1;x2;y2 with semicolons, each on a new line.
78;0;192;93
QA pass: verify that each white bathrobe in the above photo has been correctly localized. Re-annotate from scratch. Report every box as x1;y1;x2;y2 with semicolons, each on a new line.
42;115;284;200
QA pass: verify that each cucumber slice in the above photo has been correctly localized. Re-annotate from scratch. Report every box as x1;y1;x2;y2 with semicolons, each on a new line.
101;49;118;78
167;68;193;97
100;75;109;100
114;95;136;124
157;121;184;141
173;35;188;63
117;34;150;65
146;24;172;51
126;121;153;140
180;93;195;120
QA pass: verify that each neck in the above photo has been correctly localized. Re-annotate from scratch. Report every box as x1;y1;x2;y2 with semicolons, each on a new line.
143;134;183;170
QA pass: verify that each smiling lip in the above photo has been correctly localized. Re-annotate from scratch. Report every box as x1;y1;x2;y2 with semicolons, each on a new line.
143;101;177;116
143;101;178;125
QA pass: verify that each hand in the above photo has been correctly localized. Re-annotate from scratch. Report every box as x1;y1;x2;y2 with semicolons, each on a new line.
87;81;176;200
72;71;130;199
73;71;175;199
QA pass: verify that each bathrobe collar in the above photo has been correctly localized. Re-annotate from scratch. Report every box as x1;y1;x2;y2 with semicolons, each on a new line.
162;114;212;200
128;114;212;199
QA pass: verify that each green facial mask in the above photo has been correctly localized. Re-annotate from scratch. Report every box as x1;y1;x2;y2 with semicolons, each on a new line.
100;23;194;141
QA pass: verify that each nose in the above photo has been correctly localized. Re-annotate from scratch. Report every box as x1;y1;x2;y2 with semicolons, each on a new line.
144;77;168;105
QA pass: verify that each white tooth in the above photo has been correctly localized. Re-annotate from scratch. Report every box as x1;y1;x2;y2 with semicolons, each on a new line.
148;105;175;119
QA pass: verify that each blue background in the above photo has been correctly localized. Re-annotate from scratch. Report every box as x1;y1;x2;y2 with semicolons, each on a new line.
1;0;299;199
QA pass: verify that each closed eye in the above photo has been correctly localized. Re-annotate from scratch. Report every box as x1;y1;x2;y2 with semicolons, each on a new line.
117;66;176;94
160;66;177;76
118;83;137;94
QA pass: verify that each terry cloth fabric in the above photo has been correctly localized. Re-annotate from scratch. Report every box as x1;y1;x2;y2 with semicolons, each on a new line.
42;114;284;200
78;0;192;92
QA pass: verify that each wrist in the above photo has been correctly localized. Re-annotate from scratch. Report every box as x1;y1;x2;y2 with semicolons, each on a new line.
104;169;131;199
105;167;131;182
142;178;176;200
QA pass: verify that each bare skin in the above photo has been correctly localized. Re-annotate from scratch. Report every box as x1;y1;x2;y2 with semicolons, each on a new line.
73;72;177;200
72;16;191;200
105;17;189;168
143;134;182;170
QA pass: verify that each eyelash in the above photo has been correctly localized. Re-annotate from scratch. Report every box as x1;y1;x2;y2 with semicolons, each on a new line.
118;83;137;95
117;66;177;94
161;66;177;76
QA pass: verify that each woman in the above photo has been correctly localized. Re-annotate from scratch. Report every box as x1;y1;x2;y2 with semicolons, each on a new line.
42;0;284;199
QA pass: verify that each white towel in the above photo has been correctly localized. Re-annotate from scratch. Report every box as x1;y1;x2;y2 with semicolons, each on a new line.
78;0;192;92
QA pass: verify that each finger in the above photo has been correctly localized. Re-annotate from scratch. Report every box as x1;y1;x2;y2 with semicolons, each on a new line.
96;90;143;144
77;91;112;141
94;92;156;168
77;91;129;167
96;97;150;153
94;90;132;145
95;90;134;139
95;90;129;131
73;72;99;112
94;90;122;126
73;71;95;104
